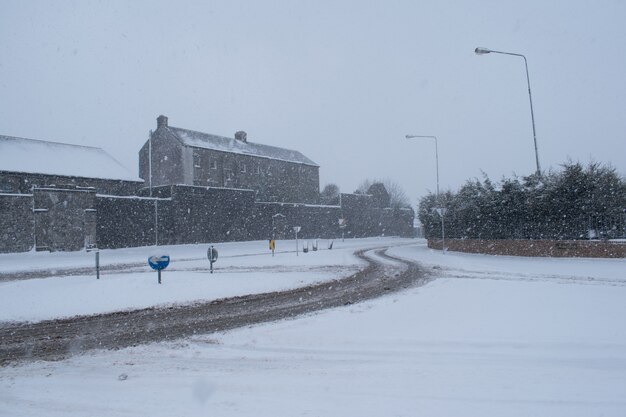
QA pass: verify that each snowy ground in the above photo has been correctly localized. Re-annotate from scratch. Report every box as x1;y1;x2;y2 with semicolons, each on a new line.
2;240;626;416
0;237;406;323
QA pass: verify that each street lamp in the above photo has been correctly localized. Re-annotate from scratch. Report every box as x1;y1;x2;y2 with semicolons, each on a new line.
406;135;446;252
474;47;541;176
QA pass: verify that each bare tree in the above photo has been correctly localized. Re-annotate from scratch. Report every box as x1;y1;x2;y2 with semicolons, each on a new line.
320;183;340;205
355;178;410;208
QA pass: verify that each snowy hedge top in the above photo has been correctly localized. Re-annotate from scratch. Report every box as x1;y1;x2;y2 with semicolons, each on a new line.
0;135;141;182
166;126;319;167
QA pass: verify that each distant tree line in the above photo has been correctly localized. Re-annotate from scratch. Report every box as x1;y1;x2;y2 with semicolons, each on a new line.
355;178;411;208
419;162;626;240
320;178;411;209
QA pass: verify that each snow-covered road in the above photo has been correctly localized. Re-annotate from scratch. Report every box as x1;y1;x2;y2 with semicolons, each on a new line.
0;245;426;364
0;237;411;323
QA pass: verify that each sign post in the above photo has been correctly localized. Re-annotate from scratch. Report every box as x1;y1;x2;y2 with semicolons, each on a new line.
293;226;301;256
435;207;448;253
338;218;347;242
207;246;219;273
148;255;170;284
95;251;100;280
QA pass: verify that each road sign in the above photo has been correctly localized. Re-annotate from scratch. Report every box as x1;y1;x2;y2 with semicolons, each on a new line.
293;226;301;233
148;255;170;284
207;246;219;262
207;246;218;273
148;255;170;270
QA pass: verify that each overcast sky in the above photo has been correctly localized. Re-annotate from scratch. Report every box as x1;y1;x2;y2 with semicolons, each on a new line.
1;0;625;205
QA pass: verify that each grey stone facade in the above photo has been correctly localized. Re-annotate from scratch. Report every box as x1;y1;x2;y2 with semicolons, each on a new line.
33;187;97;252
139;116;320;204
96;195;166;249
0;194;34;252
1;186;99;253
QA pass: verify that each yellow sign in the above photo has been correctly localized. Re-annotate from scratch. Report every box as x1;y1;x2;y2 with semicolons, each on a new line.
269;239;275;251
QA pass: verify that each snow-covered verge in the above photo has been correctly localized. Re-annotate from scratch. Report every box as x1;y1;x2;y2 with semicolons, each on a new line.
1;241;625;417
0;237;411;323
0;237;404;274
390;244;626;283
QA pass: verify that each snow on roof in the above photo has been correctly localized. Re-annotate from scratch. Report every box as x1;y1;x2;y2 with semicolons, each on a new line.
166;126;319;167
0;135;141;182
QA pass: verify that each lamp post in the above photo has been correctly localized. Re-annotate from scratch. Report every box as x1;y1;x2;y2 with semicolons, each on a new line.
406;135;446;252
474;47;541;176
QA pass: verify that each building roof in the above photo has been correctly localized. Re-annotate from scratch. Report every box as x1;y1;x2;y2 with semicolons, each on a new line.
164;126;319;167
0;135;141;182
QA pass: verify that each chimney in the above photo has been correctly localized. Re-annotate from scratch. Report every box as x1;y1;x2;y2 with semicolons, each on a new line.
234;131;247;143
157;115;168;128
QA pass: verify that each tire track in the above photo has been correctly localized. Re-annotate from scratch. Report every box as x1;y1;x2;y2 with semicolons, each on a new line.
0;246;431;366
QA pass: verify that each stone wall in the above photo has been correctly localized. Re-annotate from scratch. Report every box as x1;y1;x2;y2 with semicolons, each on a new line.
380;208;415;238
162;185;257;244
253;202;342;240
428;238;626;258
340;193;377;238
33;187;97;252
0;193;34;253
340;193;414;238
2;185;415;253
96;195;168;249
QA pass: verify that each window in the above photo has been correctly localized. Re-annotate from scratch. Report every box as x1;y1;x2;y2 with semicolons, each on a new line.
210;159;217;170
255;164;260;174
240;163;247;173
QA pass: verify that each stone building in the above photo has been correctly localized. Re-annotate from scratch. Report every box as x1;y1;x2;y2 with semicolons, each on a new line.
0;134;143;252
0;134;143;195
1;121;414;253
138;115;320;204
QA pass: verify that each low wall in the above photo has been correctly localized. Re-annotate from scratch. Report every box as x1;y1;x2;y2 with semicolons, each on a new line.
428;238;626;258
0;193;34;253
2;185;415;252
164;186;257;244
253;202;342;240
96;195;169;249
33;187;97;252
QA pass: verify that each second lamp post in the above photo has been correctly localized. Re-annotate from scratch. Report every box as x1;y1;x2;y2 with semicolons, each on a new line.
406;135;446;252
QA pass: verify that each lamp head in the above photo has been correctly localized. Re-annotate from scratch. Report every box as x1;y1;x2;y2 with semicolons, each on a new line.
474;47;492;55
